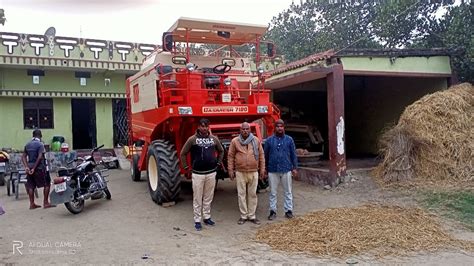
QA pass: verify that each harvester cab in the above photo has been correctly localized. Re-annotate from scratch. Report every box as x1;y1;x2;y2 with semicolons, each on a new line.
126;17;280;205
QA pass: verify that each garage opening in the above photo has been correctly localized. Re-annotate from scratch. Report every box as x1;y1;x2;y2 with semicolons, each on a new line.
265;50;453;184
273;78;328;166
272;75;448;170
71;99;97;150
344;76;448;157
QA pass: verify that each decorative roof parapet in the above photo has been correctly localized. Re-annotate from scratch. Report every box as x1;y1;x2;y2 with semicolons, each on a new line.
0;89;125;99
0;54;142;71
0;31;158;68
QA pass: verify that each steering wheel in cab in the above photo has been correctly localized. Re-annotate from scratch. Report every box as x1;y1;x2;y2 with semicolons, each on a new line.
213;64;232;74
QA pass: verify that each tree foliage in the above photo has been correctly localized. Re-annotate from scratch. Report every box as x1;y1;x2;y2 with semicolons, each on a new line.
267;0;472;82
413;3;473;82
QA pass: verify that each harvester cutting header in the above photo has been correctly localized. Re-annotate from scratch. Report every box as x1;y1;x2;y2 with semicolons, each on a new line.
126;17;280;204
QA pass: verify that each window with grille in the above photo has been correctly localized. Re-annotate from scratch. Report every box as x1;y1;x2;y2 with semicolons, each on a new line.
23;98;54;129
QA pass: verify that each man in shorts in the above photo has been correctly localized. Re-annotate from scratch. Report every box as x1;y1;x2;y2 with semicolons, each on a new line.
22;129;53;209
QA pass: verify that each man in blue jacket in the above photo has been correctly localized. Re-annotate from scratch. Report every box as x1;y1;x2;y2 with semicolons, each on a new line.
264;119;298;220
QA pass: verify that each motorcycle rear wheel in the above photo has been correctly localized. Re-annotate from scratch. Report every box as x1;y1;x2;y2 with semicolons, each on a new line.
65;199;84;214
131;154;141;182
0;173;5;186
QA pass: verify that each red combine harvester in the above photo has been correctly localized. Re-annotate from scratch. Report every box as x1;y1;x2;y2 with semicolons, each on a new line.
126;17;280;204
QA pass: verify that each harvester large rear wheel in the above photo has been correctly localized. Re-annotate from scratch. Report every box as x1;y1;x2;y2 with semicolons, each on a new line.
147;140;181;204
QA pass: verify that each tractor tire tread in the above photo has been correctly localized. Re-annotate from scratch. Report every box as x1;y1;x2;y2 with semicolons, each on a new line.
147;140;181;204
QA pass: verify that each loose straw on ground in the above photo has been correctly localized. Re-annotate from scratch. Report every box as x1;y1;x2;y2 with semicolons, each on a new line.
256;205;474;258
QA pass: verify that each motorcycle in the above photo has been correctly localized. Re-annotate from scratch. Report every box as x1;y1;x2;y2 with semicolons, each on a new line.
0;150;10;186
50;145;111;214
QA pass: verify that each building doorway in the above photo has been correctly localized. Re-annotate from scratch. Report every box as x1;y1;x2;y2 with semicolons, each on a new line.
71;99;97;149
112;99;128;147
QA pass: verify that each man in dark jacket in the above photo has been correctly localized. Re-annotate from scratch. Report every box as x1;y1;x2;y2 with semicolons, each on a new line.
180;118;224;231
264;119;298;220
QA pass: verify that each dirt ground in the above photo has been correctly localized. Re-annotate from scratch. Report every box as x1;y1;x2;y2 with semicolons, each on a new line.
1;169;473;264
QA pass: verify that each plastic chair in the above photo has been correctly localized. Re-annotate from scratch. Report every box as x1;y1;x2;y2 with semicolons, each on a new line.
7;170;38;200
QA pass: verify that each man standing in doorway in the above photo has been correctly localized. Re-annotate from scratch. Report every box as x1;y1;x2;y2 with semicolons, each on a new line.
228;122;265;225
264;119;298;220
22;129;54;209
180;118;224;231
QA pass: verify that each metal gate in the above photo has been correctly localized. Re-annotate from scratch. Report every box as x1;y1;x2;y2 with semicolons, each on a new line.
112;99;129;146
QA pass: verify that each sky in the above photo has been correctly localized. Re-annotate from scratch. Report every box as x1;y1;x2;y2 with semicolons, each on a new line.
0;0;295;44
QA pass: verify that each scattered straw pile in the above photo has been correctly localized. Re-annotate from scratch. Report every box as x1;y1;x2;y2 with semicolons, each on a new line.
256;205;473;258
375;83;474;184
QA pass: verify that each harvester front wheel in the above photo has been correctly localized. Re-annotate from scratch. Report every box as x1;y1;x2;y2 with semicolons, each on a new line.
147;140;181;204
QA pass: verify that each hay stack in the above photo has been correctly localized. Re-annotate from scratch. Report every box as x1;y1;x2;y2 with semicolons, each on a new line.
375;83;474;183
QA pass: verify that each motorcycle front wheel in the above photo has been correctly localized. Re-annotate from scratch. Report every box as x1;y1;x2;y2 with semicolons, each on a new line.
104;188;111;200
65;199;84;214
